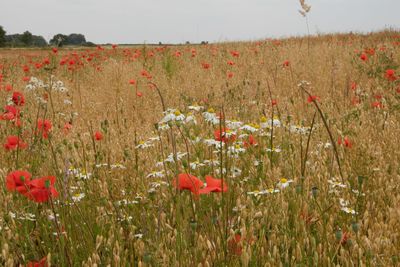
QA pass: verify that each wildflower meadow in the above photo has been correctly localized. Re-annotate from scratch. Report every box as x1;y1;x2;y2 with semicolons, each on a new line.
0;30;400;266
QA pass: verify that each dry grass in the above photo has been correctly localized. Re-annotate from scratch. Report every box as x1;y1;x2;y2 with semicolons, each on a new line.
0;30;399;266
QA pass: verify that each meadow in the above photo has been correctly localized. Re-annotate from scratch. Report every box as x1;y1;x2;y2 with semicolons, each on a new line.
0;31;399;266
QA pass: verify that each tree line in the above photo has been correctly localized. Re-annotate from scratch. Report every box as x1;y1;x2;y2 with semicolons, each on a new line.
0;26;95;47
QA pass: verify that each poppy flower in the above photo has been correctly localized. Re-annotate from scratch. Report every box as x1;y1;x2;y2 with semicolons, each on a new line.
199;175;228;194
94;131;103;141
282;60;290;67
4;135;28;150
52;47;58;54
22;76;30;82
214;128;236;143
371;101;383;108
201;62;211;69
350;82;357;90
136;91;143;97
6;170;32;194
228;233;243;255
112;44;118;49
172;173;204;195
26;176;59;203
12;91;25;106
351;96;360;106
129;79;136;85
63;122;72;134
22;65;30;73
385;69;397;82
227;72;234;78
364;48;375;56
227;60;235;66
37;119;52;138
338;137;352;148
140;70;152;79
360;53;368;61
230;50;240;57
43;58;50;65
340;231;351;246
271;99;278;106
243;135;257;148
307;95;320;103
27;256;48;267
1;105;19;121
5;84;13;91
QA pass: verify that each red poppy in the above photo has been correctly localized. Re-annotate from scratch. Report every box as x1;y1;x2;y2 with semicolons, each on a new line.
5;84;13;92
364;48;375;56
1;105;19;121
340;232;350;246
112;44;118;49
12;91;25;106
271;99;278;106
63;122;72;134
214;128;236;143
172;173;204;195
350;82;357;90
199;175;228;194
26;176;59;203
307;95;320;103
228;234;242;255
22;76;30;82
22;65;30;73
371;101;383;108
52;47;58;54
282;60;290;67
4;135;28;150
360;53;368;61
37;119;52;138
43;58;50;65
27;256;48;267
35;63;43;70
6;170;32;194
351;96;361;106
129;79;136;85
201;62;211;69
227;72;234;78
338;137;352;148
140;70;152;79
230;50;240;57
385;69;397;82
243;135;257;148
227;60;235;66
94;131;103;141
136;91;143;97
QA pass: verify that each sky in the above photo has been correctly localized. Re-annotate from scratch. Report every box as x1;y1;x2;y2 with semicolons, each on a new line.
0;0;399;44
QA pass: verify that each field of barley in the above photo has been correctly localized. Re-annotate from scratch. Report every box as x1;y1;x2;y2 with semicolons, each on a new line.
0;31;400;266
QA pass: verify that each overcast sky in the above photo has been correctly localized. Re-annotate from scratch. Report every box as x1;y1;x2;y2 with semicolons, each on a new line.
0;0;399;44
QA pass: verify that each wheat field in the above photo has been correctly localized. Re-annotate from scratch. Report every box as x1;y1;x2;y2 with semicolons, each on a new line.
0;31;399;266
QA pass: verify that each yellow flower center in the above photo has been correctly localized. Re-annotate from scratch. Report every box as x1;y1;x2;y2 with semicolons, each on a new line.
174;110;181;116
280;178;288;183
260;116;267;123
207;108;215;113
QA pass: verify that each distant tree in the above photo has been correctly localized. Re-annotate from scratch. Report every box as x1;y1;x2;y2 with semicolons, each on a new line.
66;33;86;45
20;31;33;46
0;25;6;47
50;34;68;47
31;35;48;47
